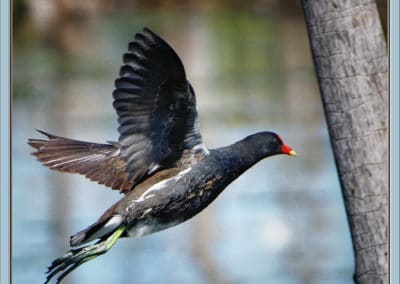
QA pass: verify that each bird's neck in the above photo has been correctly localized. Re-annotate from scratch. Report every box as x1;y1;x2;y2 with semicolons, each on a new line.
211;136;271;178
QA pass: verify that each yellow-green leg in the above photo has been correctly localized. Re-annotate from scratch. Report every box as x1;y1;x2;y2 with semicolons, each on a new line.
45;225;125;284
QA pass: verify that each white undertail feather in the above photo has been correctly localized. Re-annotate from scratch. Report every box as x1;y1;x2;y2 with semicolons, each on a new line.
84;215;123;243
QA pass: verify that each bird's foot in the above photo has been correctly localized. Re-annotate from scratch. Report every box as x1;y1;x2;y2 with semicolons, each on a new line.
45;225;125;284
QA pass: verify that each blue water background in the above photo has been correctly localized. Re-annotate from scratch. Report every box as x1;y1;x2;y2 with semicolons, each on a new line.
13;8;354;284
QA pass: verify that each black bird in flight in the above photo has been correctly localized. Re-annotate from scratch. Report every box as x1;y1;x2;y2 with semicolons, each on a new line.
28;27;296;283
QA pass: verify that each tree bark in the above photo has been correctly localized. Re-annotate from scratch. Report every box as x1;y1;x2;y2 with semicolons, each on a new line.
301;1;388;284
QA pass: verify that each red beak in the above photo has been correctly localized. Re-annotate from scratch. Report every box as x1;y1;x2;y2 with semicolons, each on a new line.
281;143;296;156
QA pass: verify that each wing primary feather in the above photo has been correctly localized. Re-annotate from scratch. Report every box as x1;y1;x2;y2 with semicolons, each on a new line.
28;131;133;193
112;28;207;183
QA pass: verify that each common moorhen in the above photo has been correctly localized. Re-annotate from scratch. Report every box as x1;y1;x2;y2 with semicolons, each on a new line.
28;28;296;283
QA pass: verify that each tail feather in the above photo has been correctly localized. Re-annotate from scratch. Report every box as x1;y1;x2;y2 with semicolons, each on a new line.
69;220;107;247
70;215;123;247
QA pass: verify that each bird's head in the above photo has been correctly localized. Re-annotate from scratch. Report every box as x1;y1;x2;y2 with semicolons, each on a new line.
245;131;296;158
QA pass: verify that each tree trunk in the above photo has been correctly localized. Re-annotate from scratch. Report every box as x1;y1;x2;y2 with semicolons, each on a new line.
301;1;388;284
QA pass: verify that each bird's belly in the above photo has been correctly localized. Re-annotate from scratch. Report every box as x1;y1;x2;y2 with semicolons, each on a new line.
126;220;180;238
125;185;222;238
123;168;228;238
124;193;204;238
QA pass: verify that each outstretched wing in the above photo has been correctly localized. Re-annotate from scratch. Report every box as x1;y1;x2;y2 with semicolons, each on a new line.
113;27;205;184
28;130;133;193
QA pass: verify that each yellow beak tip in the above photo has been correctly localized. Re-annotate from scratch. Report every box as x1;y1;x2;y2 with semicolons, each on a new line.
288;150;296;156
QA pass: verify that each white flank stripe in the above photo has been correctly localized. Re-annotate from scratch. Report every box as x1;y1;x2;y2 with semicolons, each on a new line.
174;167;192;181
130;167;192;206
